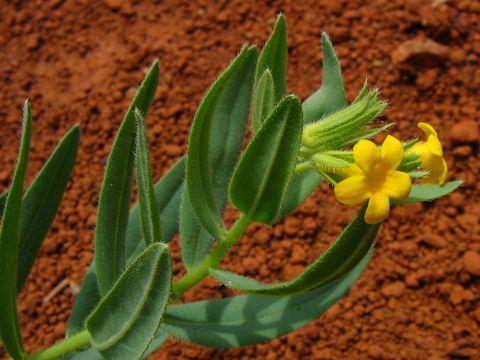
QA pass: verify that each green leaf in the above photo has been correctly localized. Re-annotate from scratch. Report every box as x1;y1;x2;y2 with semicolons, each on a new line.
0;190;7;217
252;68;275;133
210;207;379;295
302;33;346;124
185;46;257;243
255;14;287;103
0;100;31;360
279;171;322;218
229;95;303;224
180;191;215;270
126;156;185;257
142;331;170;358
68;158;185;338
135;110;161;245
17;125;80;291
394;180;463;205
65;331;169;359
95;60;159;296
161;249;372;347
66;265;101;338
87;243;172;360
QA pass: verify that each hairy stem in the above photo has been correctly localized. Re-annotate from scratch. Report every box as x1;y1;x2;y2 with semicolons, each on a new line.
172;214;250;298
24;214;250;359
26;330;91;360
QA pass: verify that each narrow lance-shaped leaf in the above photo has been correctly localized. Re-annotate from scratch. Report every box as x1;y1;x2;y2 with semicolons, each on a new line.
255;14;287;103
161;250;372;348
68;158;185;337
126;156;185;257
17;125;80;290
393;180;463;205
135;109;161;245
95;61;159;296
252;69;275;132
252;14;287;134
0;100;31;360
0;190;8;217
66;265;101;338
184;46;257;256
302;33;346;124
87;243;172;360
186;46;257;240
230;95;303;224
210;207;379;295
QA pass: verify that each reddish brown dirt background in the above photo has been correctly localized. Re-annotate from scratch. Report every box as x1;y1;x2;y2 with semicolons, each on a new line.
1;0;480;359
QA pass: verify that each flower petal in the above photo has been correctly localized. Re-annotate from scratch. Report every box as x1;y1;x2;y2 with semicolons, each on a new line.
421;155;448;185
353;139;380;172
365;192;390;224
334;175;370;206
418;122;438;138
383;171;412;199
426;135;443;157
439;158;448;184
408;142;430;164
381;135;404;170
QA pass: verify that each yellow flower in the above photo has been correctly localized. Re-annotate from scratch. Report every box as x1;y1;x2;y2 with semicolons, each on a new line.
408;122;448;184
334;135;412;224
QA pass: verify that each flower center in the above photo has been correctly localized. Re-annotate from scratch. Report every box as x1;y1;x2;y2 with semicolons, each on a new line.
364;162;389;193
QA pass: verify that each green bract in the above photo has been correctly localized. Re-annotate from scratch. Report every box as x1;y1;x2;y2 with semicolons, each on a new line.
0;14;461;360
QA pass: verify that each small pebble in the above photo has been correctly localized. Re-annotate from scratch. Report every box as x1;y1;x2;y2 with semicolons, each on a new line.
463;251;480;276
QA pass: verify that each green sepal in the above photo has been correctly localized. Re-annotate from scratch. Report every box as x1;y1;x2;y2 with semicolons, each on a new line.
408;170;430;179
339;123;395;148
135;110;161;245
302;33;346;124
394;180;463;205
161;249;372;347
311;152;351;174
397;152;421;173
229;95;303;224
186;46;257;239
252;69;275;132
302;89;387;151
87;243;172;360
402;137;419;150
17;125;80;290
0;100;31;360
255;14;287;104
209;207;379;295
95;60;159;296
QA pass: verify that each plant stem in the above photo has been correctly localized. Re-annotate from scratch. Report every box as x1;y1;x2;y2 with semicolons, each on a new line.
172;214;250;298
26;330;91;360
24;214;250;359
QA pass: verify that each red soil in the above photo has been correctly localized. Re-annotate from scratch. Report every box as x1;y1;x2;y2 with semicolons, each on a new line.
1;0;479;359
